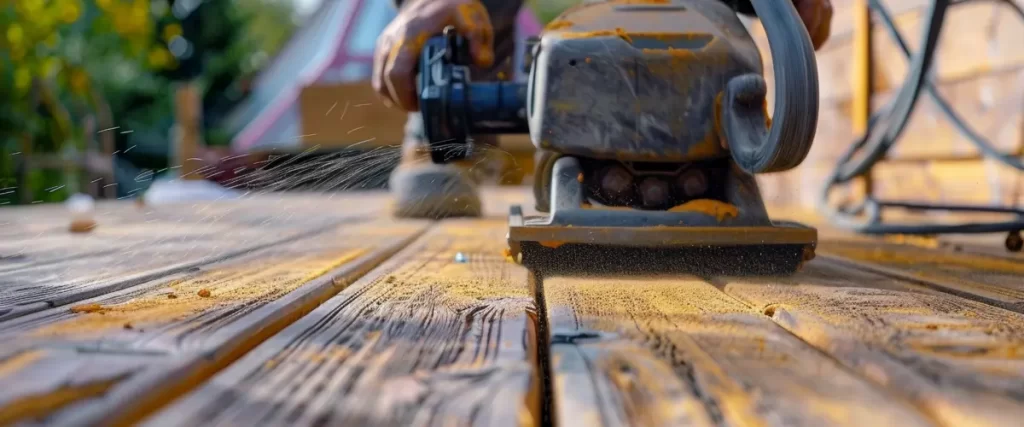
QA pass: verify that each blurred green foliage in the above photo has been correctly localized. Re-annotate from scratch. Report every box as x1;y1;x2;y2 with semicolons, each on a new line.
528;0;577;24
0;0;297;205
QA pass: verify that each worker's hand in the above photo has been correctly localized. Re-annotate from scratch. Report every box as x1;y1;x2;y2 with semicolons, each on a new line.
794;0;833;50
373;0;494;111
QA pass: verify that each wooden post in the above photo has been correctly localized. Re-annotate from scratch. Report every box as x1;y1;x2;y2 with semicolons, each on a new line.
82;116;99;198
18;134;33;205
852;0;875;200
173;81;205;180
89;88;118;199
1013;96;1024;207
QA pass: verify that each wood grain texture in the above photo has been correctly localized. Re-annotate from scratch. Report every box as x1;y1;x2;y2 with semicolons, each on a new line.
541;261;935;427
8;187;1024;427
143;219;539;427
0;194;389;321
0;219;427;426
723;259;1024;427
818;239;1024;313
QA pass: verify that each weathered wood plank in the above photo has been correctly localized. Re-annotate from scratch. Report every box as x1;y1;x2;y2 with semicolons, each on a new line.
0;194;391;321
541;261;935;427
764;210;1024;314
142;219;539;427
0;191;390;238
818;239;1024;313
0;219;428;426
0;234;132;273
0;223;351;321
938;234;1024;262
763;206;1024;261
722;258;1024;427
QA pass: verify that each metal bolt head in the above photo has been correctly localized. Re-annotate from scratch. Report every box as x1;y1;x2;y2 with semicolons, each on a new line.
677;169;708;198
600;165;634;202
1007;231;1023;252
639;177;671;209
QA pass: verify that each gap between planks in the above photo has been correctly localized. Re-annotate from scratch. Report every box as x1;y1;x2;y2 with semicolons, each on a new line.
537;252;1024;427
530;270;556;427
140;219;545;427
537;270;931;427
141;222;1024;427
7;197;1023;427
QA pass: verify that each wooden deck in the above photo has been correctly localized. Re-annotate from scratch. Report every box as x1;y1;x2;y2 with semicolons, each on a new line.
1;188;1023;426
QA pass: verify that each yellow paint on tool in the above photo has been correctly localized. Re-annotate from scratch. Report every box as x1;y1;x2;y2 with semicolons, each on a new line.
688;130;724;158
668;199;739;222
545;20;573;30
714;91;727;149
641;47;697;59
561;28;634;44
539;241;566;249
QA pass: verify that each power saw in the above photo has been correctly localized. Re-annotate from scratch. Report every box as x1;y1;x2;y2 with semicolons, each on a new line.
418;0;821;275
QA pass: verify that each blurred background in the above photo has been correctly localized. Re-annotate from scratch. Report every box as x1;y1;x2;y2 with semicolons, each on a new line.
0;0;574;207
1;0;303;205
1;0;1021;212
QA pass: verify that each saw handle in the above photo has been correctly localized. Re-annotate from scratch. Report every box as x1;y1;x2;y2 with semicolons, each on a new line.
721;0;820;174
418;27;529;164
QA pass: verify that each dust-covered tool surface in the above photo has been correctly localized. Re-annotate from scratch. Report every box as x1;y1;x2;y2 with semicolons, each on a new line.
507;157;817;275
419;0;822;275
2;189;1024;427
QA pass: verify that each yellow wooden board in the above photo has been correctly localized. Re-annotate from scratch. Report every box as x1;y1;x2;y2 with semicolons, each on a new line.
819;239;1024;313
722;268;1024;426
2;189;1024;426
0;194;393;322
143;219;539;426
0;219;427;426
541;262;939;427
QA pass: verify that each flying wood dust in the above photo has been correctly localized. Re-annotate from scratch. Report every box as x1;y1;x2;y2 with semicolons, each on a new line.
212;142;523;199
